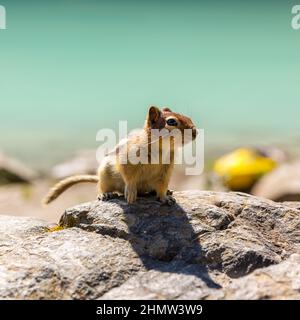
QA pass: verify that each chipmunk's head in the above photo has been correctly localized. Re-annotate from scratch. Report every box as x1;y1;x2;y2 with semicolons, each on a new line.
145;106;198;145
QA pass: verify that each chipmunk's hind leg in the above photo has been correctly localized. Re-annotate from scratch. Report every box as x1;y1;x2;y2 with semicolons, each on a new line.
97;181;121;201
97;160;124;201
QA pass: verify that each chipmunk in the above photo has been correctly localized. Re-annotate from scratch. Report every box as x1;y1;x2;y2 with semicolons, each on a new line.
43;106;197;205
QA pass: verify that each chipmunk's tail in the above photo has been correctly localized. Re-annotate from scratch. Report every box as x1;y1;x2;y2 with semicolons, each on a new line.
42;175;99;205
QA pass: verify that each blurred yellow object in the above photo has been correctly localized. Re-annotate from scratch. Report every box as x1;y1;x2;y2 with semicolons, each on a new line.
213;148;277;191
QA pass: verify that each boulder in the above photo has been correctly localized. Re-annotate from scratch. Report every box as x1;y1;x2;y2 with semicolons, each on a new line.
60;191;300;277
0;152;36;184
0;191;299;299
252;162;300;201
51;150;98;179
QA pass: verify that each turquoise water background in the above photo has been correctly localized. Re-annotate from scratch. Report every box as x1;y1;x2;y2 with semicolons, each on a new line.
0;0;299;169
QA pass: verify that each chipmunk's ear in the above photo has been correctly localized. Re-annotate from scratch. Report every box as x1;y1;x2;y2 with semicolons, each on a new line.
146;106;164;129
148;106;161;123
162;107;172;112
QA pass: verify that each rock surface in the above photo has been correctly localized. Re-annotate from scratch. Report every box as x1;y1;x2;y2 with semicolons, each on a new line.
102;254;300;300
60;191;300;277
101;265;222;300
218;254;300;300
0;191;299;299
0;218;144;299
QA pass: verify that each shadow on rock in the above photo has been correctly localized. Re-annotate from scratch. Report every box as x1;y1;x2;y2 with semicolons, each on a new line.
59;193;221;289
115;197;221;289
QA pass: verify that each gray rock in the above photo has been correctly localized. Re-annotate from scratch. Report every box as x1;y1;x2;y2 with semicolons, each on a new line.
218;254;300;300
0;152;36;184
101;262;223;300
282;201;300;210
1;190;300;299
101;254;300;300
0;215;53;261
252;162;300;201
60;191;300;277
51;150;98;179
0;214;50;233
0;226;144;299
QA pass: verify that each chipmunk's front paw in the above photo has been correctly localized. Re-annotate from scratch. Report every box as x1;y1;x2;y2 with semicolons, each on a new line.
159;195;176;206
98;192;118;201
149;189;173;196
166;189;173;196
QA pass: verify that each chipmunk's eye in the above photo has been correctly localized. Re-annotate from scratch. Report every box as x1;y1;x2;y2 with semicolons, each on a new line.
166;118;178;126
